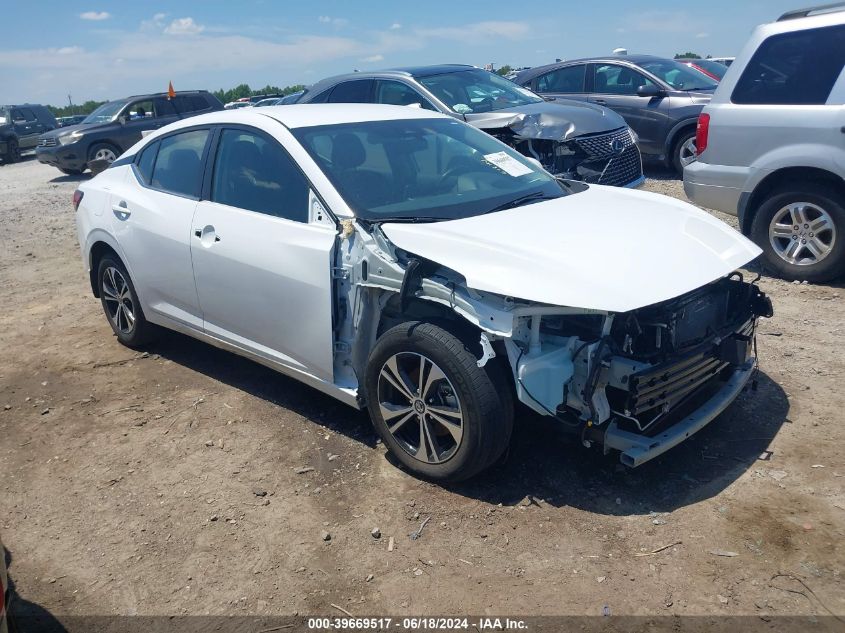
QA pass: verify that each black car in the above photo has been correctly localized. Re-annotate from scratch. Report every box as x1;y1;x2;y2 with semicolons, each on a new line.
36;90;223;175
515;55;718;174
0;104;57;164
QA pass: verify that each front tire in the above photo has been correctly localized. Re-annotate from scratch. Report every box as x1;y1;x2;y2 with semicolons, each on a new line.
97;256;155;348
750;184;845;283
88;143;120;165
365;322;513;482
3;139;20;164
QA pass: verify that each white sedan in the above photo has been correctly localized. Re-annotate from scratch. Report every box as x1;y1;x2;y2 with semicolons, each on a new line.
75;104;772;481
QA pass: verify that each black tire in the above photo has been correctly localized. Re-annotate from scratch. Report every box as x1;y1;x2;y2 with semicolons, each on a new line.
88;142;120;164
671;129;696;175
59;167;83;175
750;183;845;283
97;255;156;348
4;139;20;164
365;321;513;482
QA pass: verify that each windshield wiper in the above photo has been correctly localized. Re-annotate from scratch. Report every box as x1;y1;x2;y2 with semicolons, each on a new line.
374;216;446;224
484;191;560;215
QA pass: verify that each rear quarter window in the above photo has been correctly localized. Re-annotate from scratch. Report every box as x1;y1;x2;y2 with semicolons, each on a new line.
135;141;159;185
732;24;845;105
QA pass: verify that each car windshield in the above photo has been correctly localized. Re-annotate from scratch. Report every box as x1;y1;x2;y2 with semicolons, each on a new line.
640;60;718;91
293;117;568;222
689;59;727;80
82;100;126;124
418;69;544;114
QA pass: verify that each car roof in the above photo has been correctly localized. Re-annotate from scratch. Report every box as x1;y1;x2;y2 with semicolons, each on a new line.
515;55;675;81
304;65;478;93
141;103;449;137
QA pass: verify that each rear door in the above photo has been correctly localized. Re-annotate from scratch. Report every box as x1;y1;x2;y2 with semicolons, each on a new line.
190;126;337;380
589;63;670;155
107;127;211;329
11;107;41;149
529;64;590;103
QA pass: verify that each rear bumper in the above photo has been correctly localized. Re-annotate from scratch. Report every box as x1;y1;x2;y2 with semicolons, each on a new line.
35;145;88;171
683;160;748;216
603;358;755;467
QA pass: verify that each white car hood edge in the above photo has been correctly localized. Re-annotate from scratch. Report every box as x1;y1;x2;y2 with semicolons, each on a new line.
381;185;762;313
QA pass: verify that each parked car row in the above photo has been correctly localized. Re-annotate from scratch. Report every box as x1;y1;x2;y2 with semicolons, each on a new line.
0;104;57;164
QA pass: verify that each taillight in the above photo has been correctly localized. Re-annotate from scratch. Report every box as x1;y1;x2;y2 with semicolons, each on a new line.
696;113;710;156
72;189;84;212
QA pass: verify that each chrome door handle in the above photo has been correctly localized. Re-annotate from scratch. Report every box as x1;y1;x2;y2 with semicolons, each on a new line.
593;99;607;105
194;227;221;242
111;201;130;219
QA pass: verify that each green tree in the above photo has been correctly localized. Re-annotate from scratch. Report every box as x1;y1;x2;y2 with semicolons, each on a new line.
674;52;701;59
496;65;513;76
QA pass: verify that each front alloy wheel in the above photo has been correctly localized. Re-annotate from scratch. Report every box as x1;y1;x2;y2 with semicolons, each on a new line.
366;321;513;482
377;352;464;464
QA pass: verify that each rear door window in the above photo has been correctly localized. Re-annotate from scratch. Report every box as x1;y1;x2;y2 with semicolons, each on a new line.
536;65;586;93
374;80;437;110
150;129;210;198
592;64;655;95
173;95;211;114
327;80;375;103
135;140;159;185
732;24;845;105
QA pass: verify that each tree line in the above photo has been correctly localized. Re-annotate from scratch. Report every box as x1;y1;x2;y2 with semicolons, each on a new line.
46;83;306;118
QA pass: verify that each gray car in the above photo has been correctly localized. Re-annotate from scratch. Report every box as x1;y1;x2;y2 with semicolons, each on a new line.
298;65;644;188
515;55;718;174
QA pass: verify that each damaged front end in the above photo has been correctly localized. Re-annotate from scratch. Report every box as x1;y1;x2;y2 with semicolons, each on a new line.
476;113;644;187
333;218;771;468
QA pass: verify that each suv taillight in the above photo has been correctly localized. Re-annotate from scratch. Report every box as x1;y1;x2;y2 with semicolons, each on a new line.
72;189;84;212
696;113;710;156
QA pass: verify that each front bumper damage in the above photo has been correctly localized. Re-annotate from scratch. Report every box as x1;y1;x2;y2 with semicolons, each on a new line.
603;359;755;467
482;119;644;188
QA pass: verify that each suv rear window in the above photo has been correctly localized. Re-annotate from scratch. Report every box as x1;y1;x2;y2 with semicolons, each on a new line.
732;24;845;105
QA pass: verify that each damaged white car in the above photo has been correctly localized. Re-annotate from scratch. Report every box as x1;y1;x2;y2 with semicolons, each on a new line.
74;105;773;481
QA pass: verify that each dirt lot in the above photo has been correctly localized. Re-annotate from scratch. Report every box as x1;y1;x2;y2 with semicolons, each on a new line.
1;156;843;625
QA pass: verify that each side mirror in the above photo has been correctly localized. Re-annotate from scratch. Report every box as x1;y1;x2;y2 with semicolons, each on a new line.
637;84;665;98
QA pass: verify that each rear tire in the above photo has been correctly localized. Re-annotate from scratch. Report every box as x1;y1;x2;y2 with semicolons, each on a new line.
750;183;845;283
671;129;697;175
97;256;156;348
365;321;513;482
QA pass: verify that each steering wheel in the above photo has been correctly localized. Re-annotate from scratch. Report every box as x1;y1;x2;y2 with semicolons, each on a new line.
438;162;480;187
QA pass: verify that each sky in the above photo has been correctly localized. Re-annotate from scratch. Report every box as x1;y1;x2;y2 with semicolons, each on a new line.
1;0;803;106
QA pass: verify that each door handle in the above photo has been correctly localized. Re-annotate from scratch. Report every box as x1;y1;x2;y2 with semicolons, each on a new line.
593;99;607;105
194;227;221;242
111;201;131;219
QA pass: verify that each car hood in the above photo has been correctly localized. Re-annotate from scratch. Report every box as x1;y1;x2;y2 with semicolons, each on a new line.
381;186;761;313
463;100;626;141
40;123;96;139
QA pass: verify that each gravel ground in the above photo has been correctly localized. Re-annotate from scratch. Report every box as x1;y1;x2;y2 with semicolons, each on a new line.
1;156;843;625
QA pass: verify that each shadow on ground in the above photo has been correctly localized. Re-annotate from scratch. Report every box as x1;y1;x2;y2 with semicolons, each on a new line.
149;329;789;517
5;547;68;633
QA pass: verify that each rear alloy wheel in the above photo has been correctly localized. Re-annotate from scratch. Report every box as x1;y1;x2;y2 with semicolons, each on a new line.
672;131;697;174
366;321;513;482
751;184;845;282
97;256;155;347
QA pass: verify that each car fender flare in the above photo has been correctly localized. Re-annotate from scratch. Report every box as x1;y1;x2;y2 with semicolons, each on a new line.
664;117;699;156
85;230;136;296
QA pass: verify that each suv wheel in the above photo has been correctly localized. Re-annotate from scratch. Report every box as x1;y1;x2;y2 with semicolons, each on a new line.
365;322;513;482
3;139;20;164
88;143;119;165
672;130;697;175
97;256;156;348
750;184;845;282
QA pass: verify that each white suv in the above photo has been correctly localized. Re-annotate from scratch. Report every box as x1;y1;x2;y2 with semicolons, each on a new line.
684;3;845;282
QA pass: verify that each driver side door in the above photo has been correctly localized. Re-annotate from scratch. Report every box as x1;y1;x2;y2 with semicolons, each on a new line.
190;126;337;380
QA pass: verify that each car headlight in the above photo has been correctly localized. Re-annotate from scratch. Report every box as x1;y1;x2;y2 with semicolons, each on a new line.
58;131;83;146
